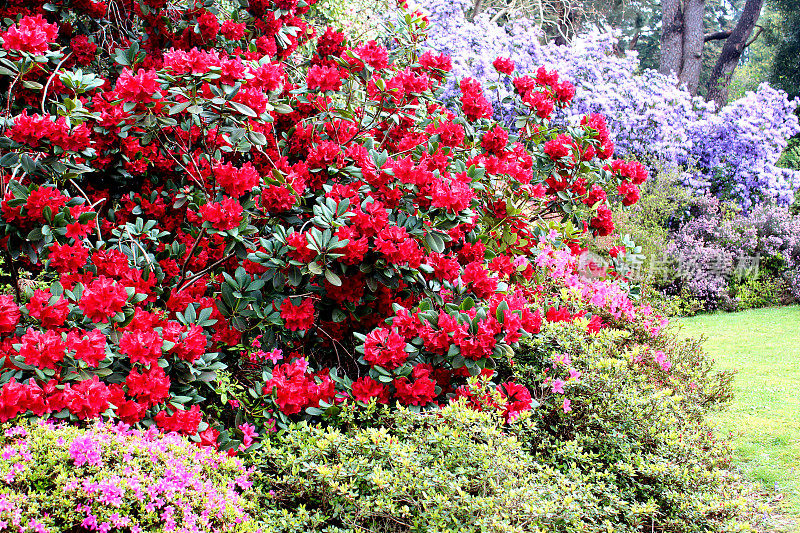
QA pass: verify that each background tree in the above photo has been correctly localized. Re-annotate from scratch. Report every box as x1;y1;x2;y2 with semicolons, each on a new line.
705;0;766;105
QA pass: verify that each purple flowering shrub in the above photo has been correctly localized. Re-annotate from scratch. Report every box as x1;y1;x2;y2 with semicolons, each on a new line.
0;421;259;533
660;195;800;310
420;0;800;208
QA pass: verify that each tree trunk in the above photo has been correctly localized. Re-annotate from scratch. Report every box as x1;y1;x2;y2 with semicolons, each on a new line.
659;0;685;77
469;0;483;21
705;0;765;107
680;0;705;94
658;0;705;94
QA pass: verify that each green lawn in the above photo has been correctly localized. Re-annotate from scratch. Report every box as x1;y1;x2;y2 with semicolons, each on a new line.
680;306;800;528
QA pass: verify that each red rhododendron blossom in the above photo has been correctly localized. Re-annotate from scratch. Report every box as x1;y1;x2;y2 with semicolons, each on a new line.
418;50;452;76
543;134;574;162
47;242;89;272
363;327;407;369
307;64;342;92
554;80;576;103
66;376;111;419
286;231;316;262
66;329;107;367
492;56;515;75
0;379;26;422
461;263;499;299
394;375;436;406
459;77;492;121
127;365;171;407
26;290;69;328
214;162;260;197
497;381;533;421
115;68;160;103
119;329;163;367
19;328;67;370
523;91;555;119
8;112;91;152
164;323;207;362
617;181;640;206
198;197;243;230
78;276;128;323
197;11;220;41
155;405;202;434
481;126;508;153
2;15;58;55
611;159;649;185
280;297;315;331
263;358;335;415
221;20;247;40
590;204;615;236
70;35;97;65
0;295;20;334
354;40;389;69
350;376;389;403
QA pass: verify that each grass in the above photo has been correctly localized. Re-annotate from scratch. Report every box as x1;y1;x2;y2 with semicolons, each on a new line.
679;306;800;530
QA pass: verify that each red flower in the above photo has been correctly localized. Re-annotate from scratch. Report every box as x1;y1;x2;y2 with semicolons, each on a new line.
492;56;515;75
363;327;407;369
618;181;640;206
66;329;107;367
281;297;315;331
26;288;70;328
2;15;58;55
69;376;111;420
197;11;220;41
0;295;20;334
198;197;244;231
19;328;66;370
481;126;509;153
498;381;533;421
78;276;128;323
214;162;260;198
199;425;220;448
523;91;555;119
0;379;28;421
590;204;615;236
543;134;575;162
350;376;389;403
126;365;171;407
459;77;492;121
221;20;247;40
394;375;436;406
287;231;316;262
461;263;499;299
70;35;97;65
307;65;342;92
155;405;202;435
47;242;89;273
119;329;163;367
115;68;159;103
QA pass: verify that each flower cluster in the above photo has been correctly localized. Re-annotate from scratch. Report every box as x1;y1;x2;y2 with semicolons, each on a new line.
0;421;258;532
419;0;800;208
0;0;658;445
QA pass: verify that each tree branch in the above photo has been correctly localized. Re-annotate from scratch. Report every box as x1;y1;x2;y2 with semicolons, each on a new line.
745;25;764;47
704;30;732;42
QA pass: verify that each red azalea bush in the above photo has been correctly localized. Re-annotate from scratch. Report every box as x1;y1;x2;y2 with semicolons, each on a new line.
0;0;653;449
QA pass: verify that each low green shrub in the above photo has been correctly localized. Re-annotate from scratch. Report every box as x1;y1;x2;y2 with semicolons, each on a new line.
509;323;747;532
731;275;784;310
249;403;618;532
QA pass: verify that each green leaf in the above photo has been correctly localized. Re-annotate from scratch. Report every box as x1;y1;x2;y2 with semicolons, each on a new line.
324;269;342;287
425;232;445;254
229;101;257;117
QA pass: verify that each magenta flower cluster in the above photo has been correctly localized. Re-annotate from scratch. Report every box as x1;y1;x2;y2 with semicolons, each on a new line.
0;422;259;533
